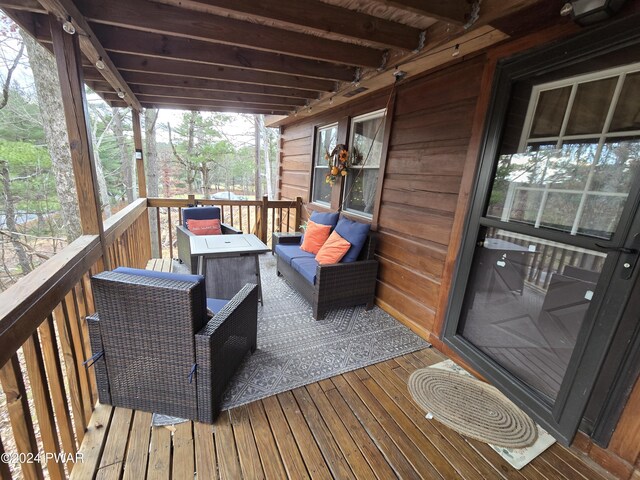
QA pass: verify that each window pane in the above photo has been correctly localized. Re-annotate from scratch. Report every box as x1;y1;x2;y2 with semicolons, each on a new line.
610;71;640;132
539;192;581;231
566;77;617;135
315;125;337;166
530;87;571;138
312;168;331;205
344;169;379;215
459;228;605;400
351;115;385;168
312;125;337;204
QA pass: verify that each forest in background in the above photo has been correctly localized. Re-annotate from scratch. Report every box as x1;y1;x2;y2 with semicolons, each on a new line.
0;14;278;290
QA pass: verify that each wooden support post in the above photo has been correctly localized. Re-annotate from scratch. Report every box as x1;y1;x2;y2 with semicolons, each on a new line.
295;196;303;232
50;14;111;269
132;109;147;198
261;194;269;243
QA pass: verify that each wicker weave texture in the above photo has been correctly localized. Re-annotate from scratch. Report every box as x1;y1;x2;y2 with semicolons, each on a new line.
276;232;379;319
89;271;258;423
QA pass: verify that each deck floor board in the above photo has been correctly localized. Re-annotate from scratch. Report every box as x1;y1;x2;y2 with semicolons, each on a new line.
71;349;614;479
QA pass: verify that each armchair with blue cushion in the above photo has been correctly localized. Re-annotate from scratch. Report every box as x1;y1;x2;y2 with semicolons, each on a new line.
274;212;378;319
87;267;258;423
177;206;242;273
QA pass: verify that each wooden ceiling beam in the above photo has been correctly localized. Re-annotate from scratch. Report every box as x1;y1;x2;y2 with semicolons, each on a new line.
102;93;295;112
107;53;336;93
86;69;319;100
368;0;472;25
150;0;423;51
73;0;384;68
127;85;308;107
34;0;141;110
139;103;291;115
93;23;357;82
32;16;357;82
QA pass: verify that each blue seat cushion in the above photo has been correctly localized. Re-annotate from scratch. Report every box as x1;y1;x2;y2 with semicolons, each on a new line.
274;244;314;265
183;206;221;230
335;217;371;263
291;257;318;285
206;298;229;314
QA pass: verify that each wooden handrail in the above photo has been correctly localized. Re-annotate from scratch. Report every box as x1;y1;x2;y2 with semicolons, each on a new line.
103;198;147;246
0;235;101;369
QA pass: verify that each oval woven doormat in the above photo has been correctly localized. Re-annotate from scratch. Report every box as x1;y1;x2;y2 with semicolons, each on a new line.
408;368;538;449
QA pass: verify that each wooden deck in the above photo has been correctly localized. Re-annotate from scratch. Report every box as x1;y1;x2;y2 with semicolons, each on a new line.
70;347;612;480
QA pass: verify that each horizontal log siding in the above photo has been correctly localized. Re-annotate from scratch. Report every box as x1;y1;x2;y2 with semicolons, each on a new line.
377;56;484;333
278;56;485;337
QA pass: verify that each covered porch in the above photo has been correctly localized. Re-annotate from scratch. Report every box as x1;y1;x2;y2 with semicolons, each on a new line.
1;0;640;479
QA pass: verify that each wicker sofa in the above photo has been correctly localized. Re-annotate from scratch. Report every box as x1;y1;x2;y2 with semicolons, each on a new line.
275;224;378;320
87;268;258;423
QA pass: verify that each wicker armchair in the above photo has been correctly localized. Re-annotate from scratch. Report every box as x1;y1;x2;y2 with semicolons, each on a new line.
87;268;258;423
177;206;242;273
275;232;378;319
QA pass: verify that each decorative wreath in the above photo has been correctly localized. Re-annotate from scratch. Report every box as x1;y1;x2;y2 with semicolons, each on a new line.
324;143;349;186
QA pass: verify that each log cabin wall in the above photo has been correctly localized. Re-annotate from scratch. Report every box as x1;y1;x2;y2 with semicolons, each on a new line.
277;29;640;479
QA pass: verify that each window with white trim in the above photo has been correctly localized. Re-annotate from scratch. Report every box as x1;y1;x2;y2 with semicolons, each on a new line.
487;63;640;239
311;123;338;205
343;109;386;216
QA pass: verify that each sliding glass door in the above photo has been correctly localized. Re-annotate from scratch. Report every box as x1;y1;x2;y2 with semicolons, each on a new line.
444;29;640;444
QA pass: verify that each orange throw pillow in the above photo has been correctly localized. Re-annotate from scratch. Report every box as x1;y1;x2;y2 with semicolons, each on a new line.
188;218;222;236
316;231;351;265
300;221;331;254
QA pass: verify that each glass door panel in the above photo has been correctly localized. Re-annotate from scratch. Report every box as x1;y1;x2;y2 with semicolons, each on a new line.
459;228;605;400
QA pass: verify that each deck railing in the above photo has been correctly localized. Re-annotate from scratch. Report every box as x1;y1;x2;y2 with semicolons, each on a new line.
0;195;302;479
147;195;303;258
0;198;151;480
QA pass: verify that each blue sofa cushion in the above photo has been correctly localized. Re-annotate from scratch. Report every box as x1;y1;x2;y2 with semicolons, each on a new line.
335;217;371;263
274;244;314;265
183;206;221;230
291;257;318;285
206;298;229;314
310;211;339;229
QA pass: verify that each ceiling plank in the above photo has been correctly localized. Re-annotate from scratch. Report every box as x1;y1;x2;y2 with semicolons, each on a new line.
367;0;472;25
139;103;291;115
106;53;336;93
102;93;296;111
92;70;319;100
126;85;308;107
35;0;141;110
0;0;43;12
73;0;384;68
32;15;358;82
151;0;423;51
89;23;357;82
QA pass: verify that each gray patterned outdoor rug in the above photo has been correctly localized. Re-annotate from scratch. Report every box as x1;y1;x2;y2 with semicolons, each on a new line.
178;254;430;411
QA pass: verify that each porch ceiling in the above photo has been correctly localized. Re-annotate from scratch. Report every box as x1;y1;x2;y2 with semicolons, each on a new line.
0;0;544;120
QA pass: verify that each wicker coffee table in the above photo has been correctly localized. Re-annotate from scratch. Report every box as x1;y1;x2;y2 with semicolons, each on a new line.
190;233;270;304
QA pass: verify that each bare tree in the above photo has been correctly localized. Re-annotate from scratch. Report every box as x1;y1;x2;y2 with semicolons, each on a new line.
113;108;133;203
145;108;160;255
0;159;30;273
21;31;80;241
254;114;261;198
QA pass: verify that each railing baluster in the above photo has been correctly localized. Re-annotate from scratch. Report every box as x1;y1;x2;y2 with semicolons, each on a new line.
271;207;275;235
75;282;97;400
23;332;67;480
39;315;78;466
286;207;290;232
156;207;162;259
168;207;174;260
0;355;44;480
53;302;88;443
0;435;12;479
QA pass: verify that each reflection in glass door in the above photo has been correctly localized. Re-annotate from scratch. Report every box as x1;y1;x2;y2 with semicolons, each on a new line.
452;62;640;414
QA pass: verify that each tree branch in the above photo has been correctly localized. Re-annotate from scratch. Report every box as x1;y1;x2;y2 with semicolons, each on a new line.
0;41;24;110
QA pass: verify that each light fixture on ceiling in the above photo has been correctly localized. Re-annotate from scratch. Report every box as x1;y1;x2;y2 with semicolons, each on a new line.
452;44;461;57
560;0;628;25
62;16;76;35
95;57;105;70
117;89;125;99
